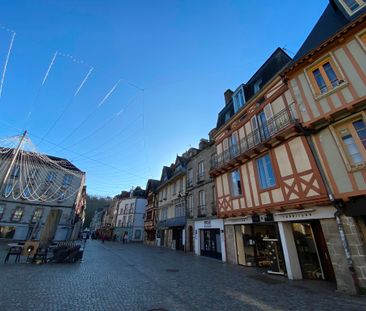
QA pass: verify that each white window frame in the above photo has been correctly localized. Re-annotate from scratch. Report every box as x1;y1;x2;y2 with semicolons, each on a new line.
340;0;366;15
233;85;245;113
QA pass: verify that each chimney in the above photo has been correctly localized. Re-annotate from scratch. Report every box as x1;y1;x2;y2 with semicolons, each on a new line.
199;138;210;150
224;89;234;106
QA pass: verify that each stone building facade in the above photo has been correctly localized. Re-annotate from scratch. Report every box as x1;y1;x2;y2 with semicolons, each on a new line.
185;139;226;261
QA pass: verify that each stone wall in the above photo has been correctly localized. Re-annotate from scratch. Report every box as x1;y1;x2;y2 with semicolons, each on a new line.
224;225;237;264
320;216;366;294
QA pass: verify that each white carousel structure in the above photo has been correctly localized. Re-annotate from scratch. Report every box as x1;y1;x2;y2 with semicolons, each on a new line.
0;131;86;243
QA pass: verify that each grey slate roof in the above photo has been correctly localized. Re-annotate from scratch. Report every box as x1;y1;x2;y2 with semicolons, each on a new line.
293;1;366;62
216;48;291;129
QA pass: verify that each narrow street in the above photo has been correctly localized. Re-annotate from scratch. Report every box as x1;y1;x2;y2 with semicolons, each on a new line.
0;240;365;311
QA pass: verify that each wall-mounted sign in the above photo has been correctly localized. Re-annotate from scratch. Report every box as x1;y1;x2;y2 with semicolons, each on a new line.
265;214;274;222
204;220;211;228
252;215;260;223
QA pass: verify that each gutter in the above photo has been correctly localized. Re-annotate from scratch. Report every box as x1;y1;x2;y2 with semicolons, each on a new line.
303;131;360;295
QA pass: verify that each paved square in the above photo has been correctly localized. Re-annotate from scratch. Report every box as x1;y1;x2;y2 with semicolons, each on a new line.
0;241;365;311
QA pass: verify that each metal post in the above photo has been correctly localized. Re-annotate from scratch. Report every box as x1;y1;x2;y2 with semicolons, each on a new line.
0;130;27;191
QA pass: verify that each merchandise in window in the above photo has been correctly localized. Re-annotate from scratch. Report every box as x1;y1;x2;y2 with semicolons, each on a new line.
12;207;23;222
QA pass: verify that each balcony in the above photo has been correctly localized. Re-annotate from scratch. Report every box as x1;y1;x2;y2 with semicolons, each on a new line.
210;106;299;174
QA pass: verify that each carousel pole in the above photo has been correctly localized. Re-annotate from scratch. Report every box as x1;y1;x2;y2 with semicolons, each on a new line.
0;130;27;191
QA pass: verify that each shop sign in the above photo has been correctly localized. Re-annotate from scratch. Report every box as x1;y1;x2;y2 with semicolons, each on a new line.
252;215;260;223
265;214;274;222
204;220;211;228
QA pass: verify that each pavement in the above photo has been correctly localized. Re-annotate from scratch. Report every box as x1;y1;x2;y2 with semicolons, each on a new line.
0;240;366;311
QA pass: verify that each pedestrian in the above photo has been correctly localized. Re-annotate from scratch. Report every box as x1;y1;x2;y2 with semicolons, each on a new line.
101;234;106;244
113;234;117;242
123;232;128;244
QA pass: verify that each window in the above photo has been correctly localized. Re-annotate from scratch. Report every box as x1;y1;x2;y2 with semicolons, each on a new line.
335;117;366;167
307;58;341;95
254;79;262;93
233;87;245;113
124;204;129;213
229;133;239;157
11;165;20;178
224;111;231;122
179;178;183;192
62;174;73;186
231;169;242;196
257;154;276;189
122;216;127;226
128;215;133;226
46;171;57;182
31;208;43;223
173;182;176;195
11;207;23;222
198;161;205;181
187;194;193;217
187;169;193;187
22;186;31;199
341;0;366;14
4;183;12;197
129;203;135;214
0;204;5;219
198;190;206;216
360;31;366;47
58;191;66;202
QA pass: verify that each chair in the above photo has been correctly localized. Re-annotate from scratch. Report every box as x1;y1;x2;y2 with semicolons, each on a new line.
32;246;48;263
4;246;22;263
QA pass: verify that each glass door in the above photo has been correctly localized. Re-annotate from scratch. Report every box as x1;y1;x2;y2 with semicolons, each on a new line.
292;223;324;280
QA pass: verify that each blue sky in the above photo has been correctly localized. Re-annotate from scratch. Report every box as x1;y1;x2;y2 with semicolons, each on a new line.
0;0;328;196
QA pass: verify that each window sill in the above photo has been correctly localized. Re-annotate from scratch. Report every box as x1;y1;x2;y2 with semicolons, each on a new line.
314;81;348;101
348;162;366;172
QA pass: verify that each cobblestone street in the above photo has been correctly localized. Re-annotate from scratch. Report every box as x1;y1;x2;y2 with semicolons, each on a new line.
0;240;365;311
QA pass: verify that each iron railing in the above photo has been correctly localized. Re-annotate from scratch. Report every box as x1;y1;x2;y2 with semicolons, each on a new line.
211;105;297;170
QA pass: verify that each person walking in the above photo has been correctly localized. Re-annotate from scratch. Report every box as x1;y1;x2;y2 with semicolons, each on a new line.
101;234;106;244
123;232;128;244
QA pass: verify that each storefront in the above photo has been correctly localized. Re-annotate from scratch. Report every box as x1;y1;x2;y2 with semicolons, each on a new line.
194;219;226;262
156;216;186;250
225;206;338;281
233;220;285;275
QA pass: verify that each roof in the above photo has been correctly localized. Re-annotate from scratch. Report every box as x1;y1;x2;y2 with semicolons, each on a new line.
0;147;83;173
216;48;292;129
292;1;366;63
145;179;160;193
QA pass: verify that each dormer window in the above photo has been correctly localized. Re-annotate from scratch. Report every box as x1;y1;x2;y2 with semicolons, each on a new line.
341;0;366;15
233;86;245;113
253;79;262;94
224;111;231;122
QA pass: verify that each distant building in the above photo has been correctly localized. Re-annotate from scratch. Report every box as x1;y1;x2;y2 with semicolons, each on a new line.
89;208;105;232
115;187;147;242
156;156;189;251
186;139;226;261
144;179;160;245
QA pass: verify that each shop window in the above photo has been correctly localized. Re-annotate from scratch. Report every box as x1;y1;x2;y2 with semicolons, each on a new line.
257;153;276;189
333;116;366;168
307;57;342;96
231;169;242;196
11;207;23;222
0;226;15;239
340;0;366;15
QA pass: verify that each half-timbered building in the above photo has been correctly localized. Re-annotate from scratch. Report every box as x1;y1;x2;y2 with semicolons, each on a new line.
144;179;160;245
284;0;366;293
210;47;345;287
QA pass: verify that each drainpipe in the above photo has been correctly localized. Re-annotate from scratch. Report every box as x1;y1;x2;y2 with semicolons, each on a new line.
304;133;360;295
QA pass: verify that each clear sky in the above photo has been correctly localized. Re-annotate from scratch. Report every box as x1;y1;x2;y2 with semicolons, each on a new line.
0;0;329;196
